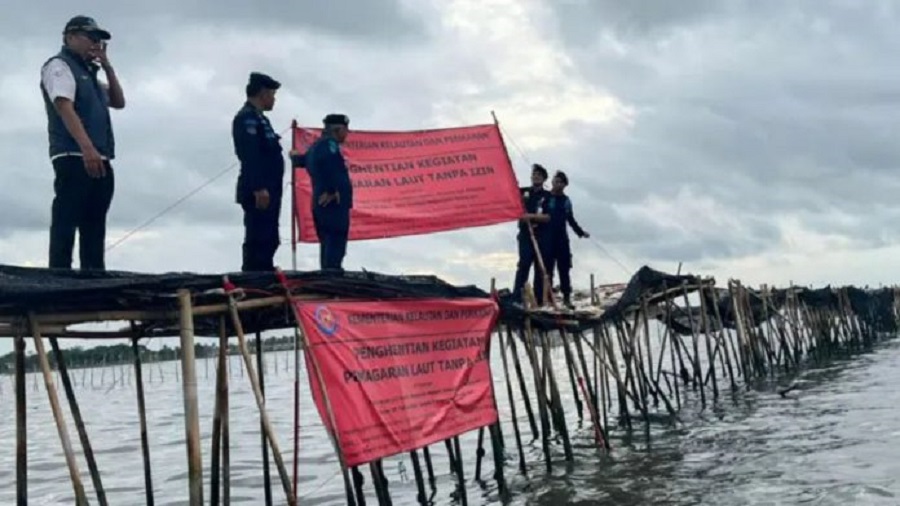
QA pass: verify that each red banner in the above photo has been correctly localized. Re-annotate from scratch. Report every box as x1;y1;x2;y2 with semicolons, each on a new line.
294;297;500;467
292;123;524;242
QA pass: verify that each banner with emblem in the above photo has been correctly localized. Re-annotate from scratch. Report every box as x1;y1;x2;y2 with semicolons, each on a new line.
291;122;524;242
294;297;500;467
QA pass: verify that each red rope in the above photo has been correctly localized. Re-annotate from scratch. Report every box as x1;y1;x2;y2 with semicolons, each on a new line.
222;277;277;297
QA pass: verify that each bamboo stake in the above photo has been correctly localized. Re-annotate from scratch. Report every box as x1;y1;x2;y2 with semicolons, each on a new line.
222;287;296;506
595;326;610;438
177;290;204;506
131;335;154;506
522;284;552;472
678;283;706;407
15;332;26;506
409;450;427;506
694;285;719;401
273;278;355;506
256;331;273;506
496;327;527;475
505;325;538;440
28;315;88;506
560;329;584;421
49;337;107;505
211;318;227;505
706;285;737;392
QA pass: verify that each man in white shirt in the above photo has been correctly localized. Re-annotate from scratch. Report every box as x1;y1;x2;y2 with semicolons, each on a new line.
40;15;125;270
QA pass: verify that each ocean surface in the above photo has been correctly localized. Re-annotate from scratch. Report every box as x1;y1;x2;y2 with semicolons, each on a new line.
1;335;899;505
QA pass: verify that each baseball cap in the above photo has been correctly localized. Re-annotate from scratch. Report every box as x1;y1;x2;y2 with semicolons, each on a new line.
64;15;111;40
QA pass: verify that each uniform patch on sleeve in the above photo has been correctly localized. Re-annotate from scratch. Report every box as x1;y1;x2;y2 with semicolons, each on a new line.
328;139;338;154
244;117;257;135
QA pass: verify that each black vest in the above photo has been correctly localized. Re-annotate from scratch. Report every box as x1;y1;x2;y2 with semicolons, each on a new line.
41;46;115;159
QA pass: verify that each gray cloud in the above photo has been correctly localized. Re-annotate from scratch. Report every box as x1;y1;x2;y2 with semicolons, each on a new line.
20;2;427;45
523;0;900;267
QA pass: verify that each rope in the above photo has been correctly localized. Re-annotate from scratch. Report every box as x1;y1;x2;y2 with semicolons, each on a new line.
588;237;633;277
105;126;293;253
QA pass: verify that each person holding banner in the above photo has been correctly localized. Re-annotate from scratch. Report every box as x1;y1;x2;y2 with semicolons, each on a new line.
297;114;353;271
512;163;550;305
538;170;590;309
232;72;285;272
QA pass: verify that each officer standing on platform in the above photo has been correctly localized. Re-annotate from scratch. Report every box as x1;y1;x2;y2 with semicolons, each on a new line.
232;72;285;272
296;114;353;272
538;170;590;309
512;163;550;305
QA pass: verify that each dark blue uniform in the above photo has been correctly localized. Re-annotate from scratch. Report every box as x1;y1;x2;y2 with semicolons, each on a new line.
539;193;587;304
303;133;353;270
512;185;549;303
232;101;284;271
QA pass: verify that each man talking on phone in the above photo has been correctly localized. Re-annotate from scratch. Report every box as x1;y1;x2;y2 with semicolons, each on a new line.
40;15;125;271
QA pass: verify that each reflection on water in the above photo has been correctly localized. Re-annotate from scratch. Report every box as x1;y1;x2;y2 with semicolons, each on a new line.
1;338;899;505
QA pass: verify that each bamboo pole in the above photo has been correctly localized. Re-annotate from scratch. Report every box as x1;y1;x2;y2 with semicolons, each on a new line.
496;326;527;475
177;290;204;506
274;271;357;505
292;325;301;501
505;325;538;440
210;318;228;505
129;332;155;506
522;284;553;472
15;331;27;506
28;315;88;505
256;331;273;506
17;294;311;326
48;337;107;505
223;287;297;506
409;450;428;506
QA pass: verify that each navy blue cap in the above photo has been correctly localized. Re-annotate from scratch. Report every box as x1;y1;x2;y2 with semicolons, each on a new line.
248;72;281;90
323;114;349;126
64;15;111;40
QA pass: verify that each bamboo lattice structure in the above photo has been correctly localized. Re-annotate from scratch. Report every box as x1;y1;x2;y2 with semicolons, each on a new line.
1;263;897;505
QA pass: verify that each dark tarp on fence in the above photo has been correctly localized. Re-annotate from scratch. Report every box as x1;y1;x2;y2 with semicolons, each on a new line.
497;265;704;331
0;264;489;336
599;266;703;323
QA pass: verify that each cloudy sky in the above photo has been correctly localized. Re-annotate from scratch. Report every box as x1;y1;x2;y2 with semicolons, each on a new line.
3;1;900;352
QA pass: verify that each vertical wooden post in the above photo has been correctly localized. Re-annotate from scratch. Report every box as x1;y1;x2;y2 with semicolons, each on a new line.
177;289;204;506
210;318;228;506
292;326;301;502
15;331;27;506
131;334;154;506
256;331;273;506
496;327;527;475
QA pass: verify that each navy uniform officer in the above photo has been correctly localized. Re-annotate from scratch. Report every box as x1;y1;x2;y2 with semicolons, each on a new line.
538;170;590;309
232;72;285;272
512;163;550;305
293;114;353;271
